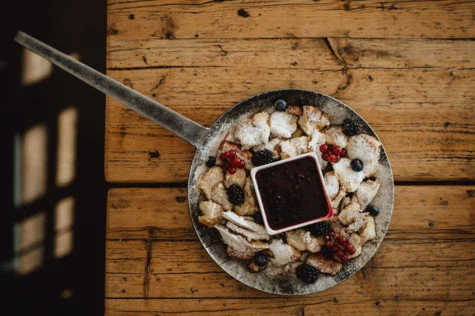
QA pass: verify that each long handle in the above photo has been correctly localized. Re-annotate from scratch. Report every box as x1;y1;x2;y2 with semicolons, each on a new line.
14;31;209;147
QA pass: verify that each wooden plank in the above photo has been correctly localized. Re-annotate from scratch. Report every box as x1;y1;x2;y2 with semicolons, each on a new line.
106;0;475;39
106;263;474;299
105;67;475;183
107;38;475;70
107;187;195;240
105;239;473;276
105;298;473;316
106;186;475;241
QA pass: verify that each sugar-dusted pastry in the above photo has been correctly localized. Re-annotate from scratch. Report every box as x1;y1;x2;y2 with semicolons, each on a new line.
346;134;381;177
298;106;330;135
270;111;298;138
234;112;270;149
233;177;259;216
198;201;224;227
333;158;365;192
285;229;322;253
198;166;224;200
323;126;348;148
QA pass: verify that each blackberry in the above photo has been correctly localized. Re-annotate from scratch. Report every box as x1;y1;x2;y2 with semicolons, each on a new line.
308;221;331;237
226;184;245;205
296;264;319;284
365;205;380;217
205;156;216;168
251;149;274;166
253;252;267;267
275;99;288;111
342;118;360;136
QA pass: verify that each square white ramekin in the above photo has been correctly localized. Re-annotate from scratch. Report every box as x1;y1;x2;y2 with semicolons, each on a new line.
250;152;334;235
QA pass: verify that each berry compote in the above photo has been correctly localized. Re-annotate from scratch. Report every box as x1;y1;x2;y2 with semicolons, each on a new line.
253;154;333;233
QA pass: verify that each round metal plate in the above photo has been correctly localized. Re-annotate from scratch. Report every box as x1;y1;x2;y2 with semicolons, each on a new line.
188;89;394;295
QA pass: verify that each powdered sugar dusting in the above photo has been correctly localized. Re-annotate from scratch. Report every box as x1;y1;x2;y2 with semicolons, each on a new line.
187;90;394;295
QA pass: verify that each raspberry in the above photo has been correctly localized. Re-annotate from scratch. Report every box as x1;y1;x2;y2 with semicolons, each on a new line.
226;184;245;205
296;264;319;284
228;167;236;174
251;149;274;166
319;144;328;153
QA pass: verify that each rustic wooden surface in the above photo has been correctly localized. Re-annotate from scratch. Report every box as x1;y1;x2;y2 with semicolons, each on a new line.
105;1;475;315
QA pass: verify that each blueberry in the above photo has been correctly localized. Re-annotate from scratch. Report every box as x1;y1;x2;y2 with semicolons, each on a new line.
350;159;364;172
253;212;264;225
205;156;216;168
365;205;380;216
275;99;288;111
253;252;267;267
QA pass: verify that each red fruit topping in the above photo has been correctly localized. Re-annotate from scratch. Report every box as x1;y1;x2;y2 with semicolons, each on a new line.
333;146;342;156
237;160;245;168
224;152;230;158
322;153;329;161
336;250;345;258
229;150;236;159
228;167;236;174
334;156;341;163
328;154;336;163
340;254;349;262
340;148;347;158
327;144;334;151
344;243;355;255
319;144;328;153
336;236;346;244
330;245;339;252
326;241;335;247
327;231;335;237
323;235;331;242
219;153;225;160
232;157;240;166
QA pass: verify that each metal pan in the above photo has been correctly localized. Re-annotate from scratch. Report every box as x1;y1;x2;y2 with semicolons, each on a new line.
15;31;394;295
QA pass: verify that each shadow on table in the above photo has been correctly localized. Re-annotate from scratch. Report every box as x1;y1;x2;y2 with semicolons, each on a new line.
1;0;106;314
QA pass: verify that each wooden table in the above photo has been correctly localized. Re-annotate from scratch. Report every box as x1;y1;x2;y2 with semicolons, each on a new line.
105;1;475;315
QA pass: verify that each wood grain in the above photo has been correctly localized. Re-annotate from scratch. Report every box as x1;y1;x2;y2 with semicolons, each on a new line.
106;298;473;316
106;0;475;314
105;66;475;183
107;38;475;70
106;187;475;241
106;0;475;39
105;187;474;313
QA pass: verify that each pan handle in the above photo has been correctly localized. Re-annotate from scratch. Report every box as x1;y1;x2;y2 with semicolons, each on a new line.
14;31;210;148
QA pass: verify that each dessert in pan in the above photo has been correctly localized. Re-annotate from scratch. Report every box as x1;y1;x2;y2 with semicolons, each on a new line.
197;100;383;286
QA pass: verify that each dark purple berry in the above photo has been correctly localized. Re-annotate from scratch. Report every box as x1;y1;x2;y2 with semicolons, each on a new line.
275;99;288;111
365;205;380;216
296;264;319;284
253;252;267;267
206;156;216;168
342;118;360;136
226;184;245;205
350;159;364;172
